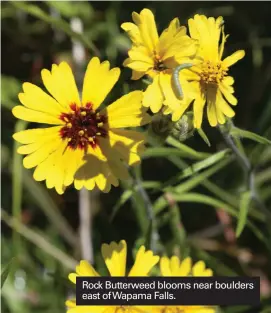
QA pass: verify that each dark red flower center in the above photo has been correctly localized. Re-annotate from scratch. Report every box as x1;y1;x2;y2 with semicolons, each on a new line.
59;103;107;151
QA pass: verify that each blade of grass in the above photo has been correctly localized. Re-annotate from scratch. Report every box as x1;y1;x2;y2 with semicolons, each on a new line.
22;169;78;248
162;149;230;188
236;191;252;237
154;192;267;245
166;136;210;159
1;258;15;289
1;209;77;270
230;127;271;145
167;158;232;194
12;120;27;271
110;181;161;222
143;147;209;160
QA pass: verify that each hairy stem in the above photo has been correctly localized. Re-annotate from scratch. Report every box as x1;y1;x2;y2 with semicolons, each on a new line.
218;123;271;222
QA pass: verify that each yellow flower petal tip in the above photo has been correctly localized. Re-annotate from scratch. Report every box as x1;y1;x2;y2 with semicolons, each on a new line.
12;57;150;195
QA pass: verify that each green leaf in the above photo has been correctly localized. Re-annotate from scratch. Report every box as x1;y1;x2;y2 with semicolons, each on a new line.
46;1;94;20
163;149;230;187
236;191;252;237
154;192;237;216
110;181;160;222
143;147;209;160
166;136;210;159
197;128;211;146
1;258;15;289
110;190;133;221
167;157;232;195
154;192;266;245
144;220;153;250
230;127;271;145
1;210;77;270
11;2;99;55
1;75;21;110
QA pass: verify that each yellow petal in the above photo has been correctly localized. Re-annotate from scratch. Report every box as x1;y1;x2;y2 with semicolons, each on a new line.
99;139;130;180
132;9;159;53
193;94;206;129
169;256;181;275
206;88;218;127
123;60;153;72
13;126;62;144
223;76;234;86
74;153;102;190
19;83;65;115
12;105;62;125
22;136;63;169
95;167;109;191
158;18;186;58
104;90;151;128
207;102;218;127
128;46;154;65
107;129;145;166
216;107;226;124
178;257;192;276
41;62;80;108
202;268;213;277
17;133;59;155
121;22;142;45
219;83;238;106
82;57;120;110
164;36;197;63
68;273;77;284
42;141;69;194
76;260;100;276
222;50;245;68
216;90;235;118
32;141;65;181
142;75;164;113
101;240;127;276
63;148;84;187
192;260;207;276
128;246;159;276
131;70;146;80
160;257;172;276
188;15;224;61
74;151;114;193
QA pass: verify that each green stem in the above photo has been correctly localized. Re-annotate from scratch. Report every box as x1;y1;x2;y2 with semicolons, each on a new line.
133;167;160;252
166;194;186;253
12;121;27;271
218;124;271;221
121;180;148;234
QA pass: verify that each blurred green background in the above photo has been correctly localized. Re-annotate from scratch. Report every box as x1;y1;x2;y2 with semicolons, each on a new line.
1;1;271;313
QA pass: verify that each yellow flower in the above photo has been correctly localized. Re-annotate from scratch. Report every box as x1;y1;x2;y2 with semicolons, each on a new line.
12;57;151;194
156;256;216;313
121;8;198;120
66;240;159;313
182;14;245;128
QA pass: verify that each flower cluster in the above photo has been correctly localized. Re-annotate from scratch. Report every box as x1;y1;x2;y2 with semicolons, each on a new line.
12;9;245;194
122;10;245;129
66;240;215;313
